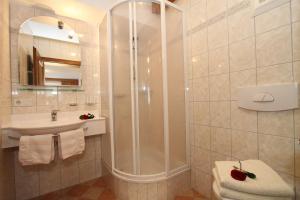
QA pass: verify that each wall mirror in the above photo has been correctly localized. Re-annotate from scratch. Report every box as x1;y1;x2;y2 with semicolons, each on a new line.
18;16;82;87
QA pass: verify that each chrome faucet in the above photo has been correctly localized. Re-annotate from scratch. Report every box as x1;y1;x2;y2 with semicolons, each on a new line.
51;110;59;121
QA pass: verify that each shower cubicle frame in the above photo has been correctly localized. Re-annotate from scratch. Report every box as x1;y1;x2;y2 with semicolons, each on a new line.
107;0;190;183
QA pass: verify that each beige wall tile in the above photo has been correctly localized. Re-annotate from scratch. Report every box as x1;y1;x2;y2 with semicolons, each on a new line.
231;101;257;132
39;162;61;195
188;80;193;102
295;109;300;139
230;69;256;100
209;46;229;75
193;169;212;198
210;101;231;128
36;105;58;113
36;90;58;106
15;174;39;200
9;2;34;29
296;177;300;200
228;8;254;43
209;74;230;101
191;147;211;173
193;102;210;125
189;0;207;29
78;137;96;163
258;111;294;138
292;0;300;22
190;0;205;7
211;152;232;169
228;0;246;8
12;106;36;114
208;19;228;50
192;53;209;78
231;130;258;160
191;29;208;56
61;158;79;188
207;0;227;19
211;127;231;156
193;125;211;150
79;160;96;183
259;134;294;175
257;63;293;84
229;37;255;72
58;91;77;106
255;3;291;34
294;61;300;82
293;22;300;61
256;25;292;67
295;139;300;177
12;90;37;107
193;77;209;101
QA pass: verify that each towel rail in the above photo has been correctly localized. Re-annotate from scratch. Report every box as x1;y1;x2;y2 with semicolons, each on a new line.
7;127;88;140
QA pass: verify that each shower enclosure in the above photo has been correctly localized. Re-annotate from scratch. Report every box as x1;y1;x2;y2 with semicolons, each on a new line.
107;0;188;182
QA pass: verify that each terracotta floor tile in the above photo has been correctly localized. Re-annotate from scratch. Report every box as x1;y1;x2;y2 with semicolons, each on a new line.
66;184;90;197
174;196;194;200
97;189;116;200
29;176;208;200
180;190;194;197
93;178;107;188
82;187;104;199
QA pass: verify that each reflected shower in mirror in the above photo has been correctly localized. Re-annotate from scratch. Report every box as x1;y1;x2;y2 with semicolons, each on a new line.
18;16;82;86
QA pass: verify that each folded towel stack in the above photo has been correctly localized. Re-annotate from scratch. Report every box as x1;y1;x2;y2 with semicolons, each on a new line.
212;160;294;200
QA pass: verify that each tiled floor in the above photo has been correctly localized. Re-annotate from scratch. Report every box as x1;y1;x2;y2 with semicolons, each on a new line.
32;178;115;200
174;189;208;200
32;177;207;200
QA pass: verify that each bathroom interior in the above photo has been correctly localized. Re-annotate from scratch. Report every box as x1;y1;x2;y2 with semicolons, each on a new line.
0;0;299;199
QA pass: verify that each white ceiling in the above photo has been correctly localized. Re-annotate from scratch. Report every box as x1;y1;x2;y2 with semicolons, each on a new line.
24;0;118;25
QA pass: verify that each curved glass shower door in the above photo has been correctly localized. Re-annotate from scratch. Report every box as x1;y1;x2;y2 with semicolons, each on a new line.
110;0;187;179
135;1;165;175
111;2;134;174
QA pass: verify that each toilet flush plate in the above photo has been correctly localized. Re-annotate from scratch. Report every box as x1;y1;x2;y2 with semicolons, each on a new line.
237;83;299;111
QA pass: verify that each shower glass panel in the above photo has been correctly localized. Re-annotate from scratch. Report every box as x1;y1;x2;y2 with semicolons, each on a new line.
109;0;187;181
111;2;134;174
135;1;165;175
165;4;186;170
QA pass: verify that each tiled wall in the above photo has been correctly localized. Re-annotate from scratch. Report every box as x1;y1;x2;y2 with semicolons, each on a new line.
9;0;100;114
176;0;300;199
14;136;102;200
0;0;16;199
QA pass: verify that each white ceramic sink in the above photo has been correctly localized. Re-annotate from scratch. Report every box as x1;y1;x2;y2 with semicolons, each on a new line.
1;111;101;135
4;119;86;135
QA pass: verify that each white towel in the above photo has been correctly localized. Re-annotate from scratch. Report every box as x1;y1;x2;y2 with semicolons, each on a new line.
19;134;55;166
212;181;233;200
58;128;85;160
215;160;294;197
213;168;292;200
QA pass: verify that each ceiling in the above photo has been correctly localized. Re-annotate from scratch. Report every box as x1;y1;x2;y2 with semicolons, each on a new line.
23;0;117;25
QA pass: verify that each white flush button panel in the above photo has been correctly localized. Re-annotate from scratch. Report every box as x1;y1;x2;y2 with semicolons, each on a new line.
238;83;298;111
254;0;289;16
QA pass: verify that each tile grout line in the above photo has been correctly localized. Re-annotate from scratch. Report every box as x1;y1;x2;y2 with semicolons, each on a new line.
289;0;297;193
253;3;260;161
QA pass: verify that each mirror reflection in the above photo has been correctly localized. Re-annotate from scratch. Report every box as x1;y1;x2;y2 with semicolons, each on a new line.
18;16;82;86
